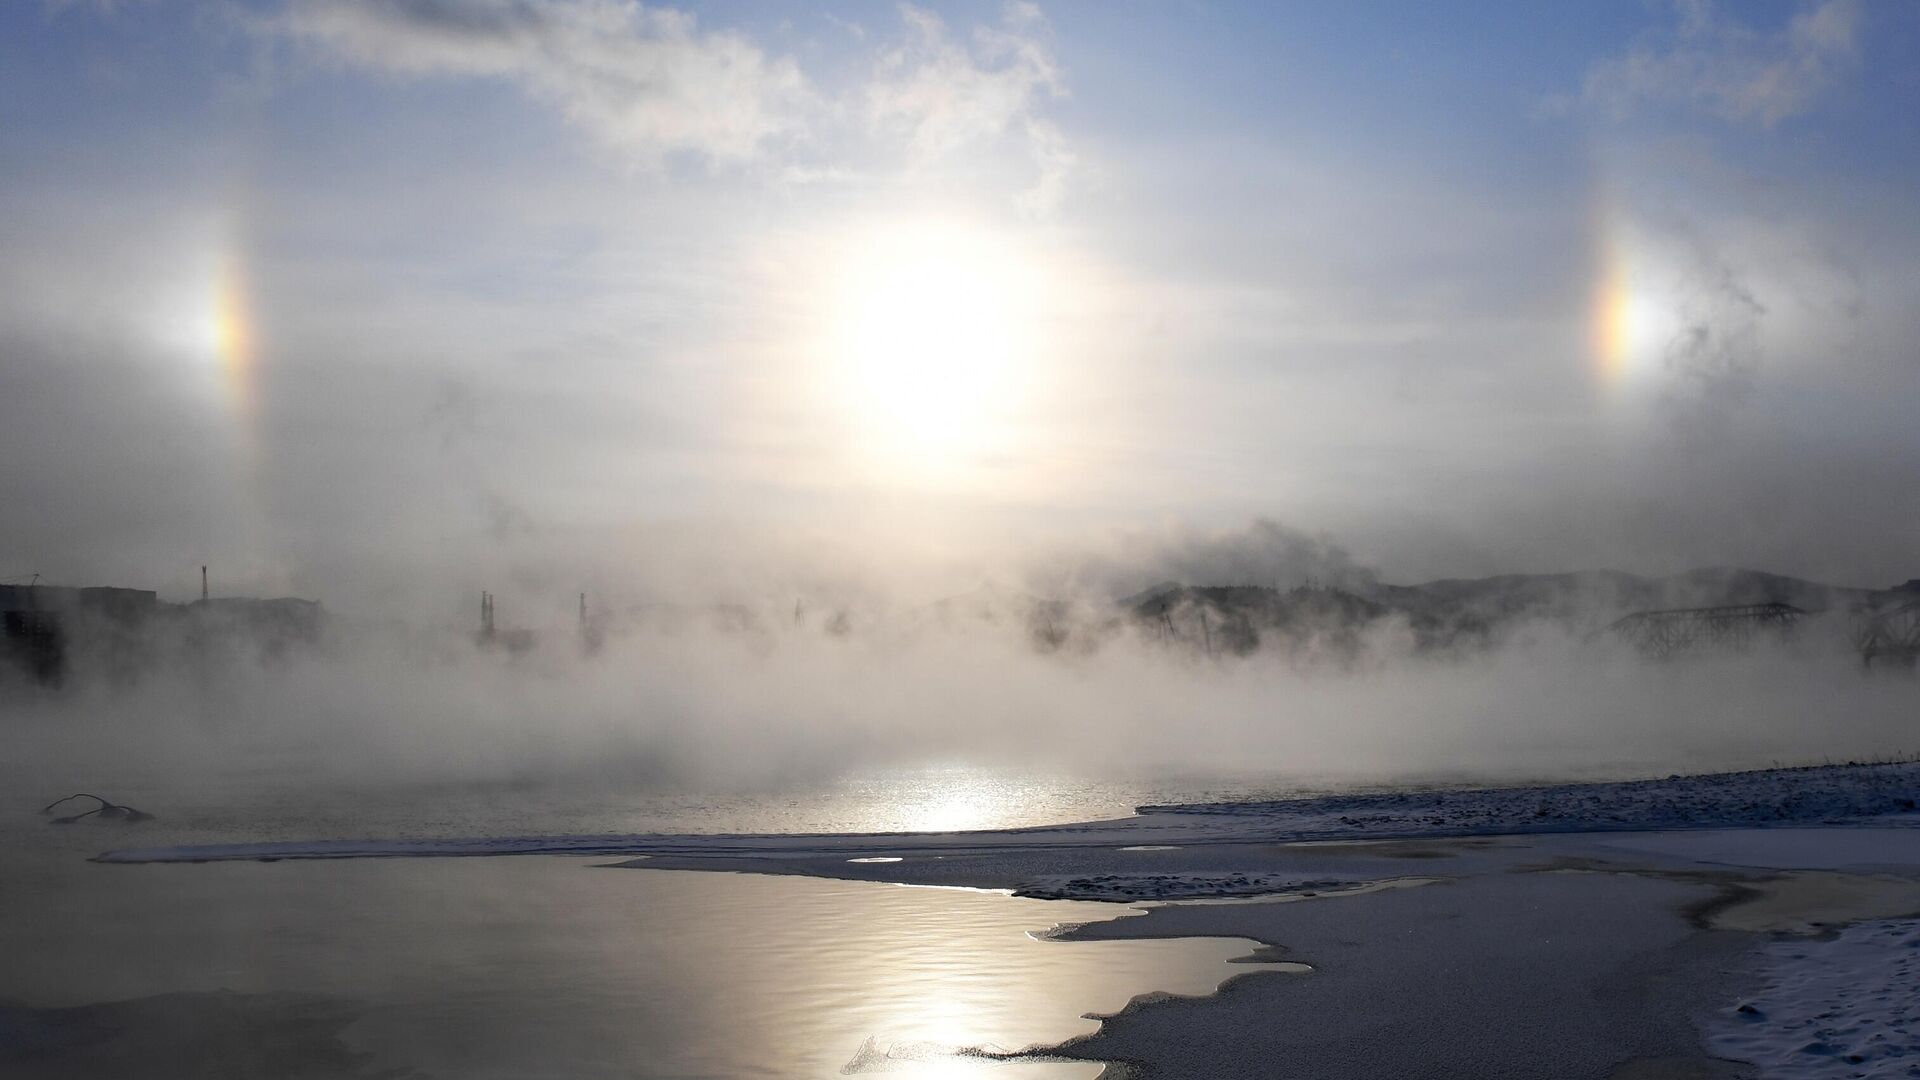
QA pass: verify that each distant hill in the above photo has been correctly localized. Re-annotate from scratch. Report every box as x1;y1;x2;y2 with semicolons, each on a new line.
1399;570;1662;624
1128;584;1395;659
1398;567;1880;623
1869;579;1920;609
1112;567;1912;661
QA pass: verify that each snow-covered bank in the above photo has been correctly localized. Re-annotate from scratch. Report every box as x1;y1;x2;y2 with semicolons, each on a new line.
1144;761;1920;834
1705;919;1920;1078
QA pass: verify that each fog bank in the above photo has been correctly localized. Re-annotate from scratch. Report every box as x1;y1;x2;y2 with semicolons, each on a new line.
7;596;1912;808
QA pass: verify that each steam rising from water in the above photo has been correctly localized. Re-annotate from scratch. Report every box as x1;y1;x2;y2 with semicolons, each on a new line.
7;576;1910;809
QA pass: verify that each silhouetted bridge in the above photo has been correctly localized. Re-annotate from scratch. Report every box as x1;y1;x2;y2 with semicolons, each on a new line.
1854;601;1920;670
1603;603;1807;658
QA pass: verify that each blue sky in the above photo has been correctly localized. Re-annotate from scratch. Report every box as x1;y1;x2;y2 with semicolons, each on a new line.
1;1;1916;609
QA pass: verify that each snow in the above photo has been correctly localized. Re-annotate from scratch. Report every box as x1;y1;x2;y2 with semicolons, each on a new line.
1705;919;1920;1078
1013;872;1363;902
1142;762;1920;839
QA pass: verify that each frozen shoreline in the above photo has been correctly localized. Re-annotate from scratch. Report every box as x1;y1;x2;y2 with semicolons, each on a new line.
91;761;1920;1078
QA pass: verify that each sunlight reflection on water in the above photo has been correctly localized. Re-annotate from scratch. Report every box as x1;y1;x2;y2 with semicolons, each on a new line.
1;766;1312;1078
22;763;1307;848
2;852;1267;1079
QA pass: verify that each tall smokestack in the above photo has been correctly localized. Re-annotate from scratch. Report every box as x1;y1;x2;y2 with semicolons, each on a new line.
201;566;208;602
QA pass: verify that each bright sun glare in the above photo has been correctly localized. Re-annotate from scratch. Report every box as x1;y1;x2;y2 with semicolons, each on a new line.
827;222;1041;473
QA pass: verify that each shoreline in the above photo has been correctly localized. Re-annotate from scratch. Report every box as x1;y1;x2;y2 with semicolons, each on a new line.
620;828;1920;1078
89;759;1920;868
86;759;1920;1077
801;828;1920;1078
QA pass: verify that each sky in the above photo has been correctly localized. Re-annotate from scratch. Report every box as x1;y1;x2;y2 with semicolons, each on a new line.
2;0;1917;614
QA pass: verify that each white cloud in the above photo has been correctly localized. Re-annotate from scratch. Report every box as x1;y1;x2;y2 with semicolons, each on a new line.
271;0;1078;210
276;0;810;164
868;2;1074;213
1582;0;1860;125
1013;117;1075;216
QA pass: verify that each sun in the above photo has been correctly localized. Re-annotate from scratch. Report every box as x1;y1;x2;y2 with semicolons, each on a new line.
825;221;1040;473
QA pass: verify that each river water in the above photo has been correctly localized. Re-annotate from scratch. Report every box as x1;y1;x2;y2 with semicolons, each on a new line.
1;766;1303;1079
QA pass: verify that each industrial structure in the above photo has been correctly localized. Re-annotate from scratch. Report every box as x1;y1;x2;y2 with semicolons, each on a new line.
0;580;158;684
1854;600;1920;670
1602;603;1807;658
1;570;321;685
475;590;534;654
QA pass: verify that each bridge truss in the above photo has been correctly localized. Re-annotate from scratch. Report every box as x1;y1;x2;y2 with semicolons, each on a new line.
1854;601;1920;670
1604;603;1807;658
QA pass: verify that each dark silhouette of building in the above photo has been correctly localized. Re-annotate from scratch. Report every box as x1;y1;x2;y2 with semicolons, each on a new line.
0;584;157;684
